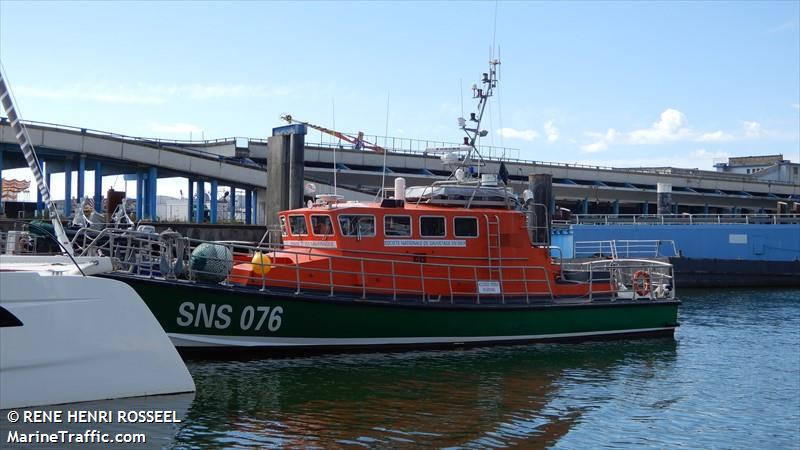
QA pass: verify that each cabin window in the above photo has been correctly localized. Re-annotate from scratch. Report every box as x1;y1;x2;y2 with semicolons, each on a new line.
279;216;288;237
338;215;376;237
384;215;411;237
311;215;334;236
420;216;446;237
0;306;23;328
288;215;308;235
454;217;478;237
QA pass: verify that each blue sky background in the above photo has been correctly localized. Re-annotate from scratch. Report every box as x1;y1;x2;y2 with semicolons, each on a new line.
1;1;798;198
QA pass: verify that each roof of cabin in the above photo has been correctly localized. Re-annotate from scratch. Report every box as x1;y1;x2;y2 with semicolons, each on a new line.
284;201;522;215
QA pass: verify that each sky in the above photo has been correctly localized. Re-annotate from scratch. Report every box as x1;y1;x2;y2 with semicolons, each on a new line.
1;1;799;199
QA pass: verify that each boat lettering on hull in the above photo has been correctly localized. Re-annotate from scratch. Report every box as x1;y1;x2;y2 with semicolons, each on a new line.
176;301;284;332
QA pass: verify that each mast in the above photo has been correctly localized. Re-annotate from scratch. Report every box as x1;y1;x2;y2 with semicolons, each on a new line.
456;59;500;177
0;66;74;255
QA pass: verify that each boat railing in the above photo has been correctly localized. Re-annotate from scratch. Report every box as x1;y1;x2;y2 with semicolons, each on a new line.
524;202;550;246
548;245;564;266
573;240;678;259
572;213;800;225
0;230;40;255
70;227;673;304
566;258;676;302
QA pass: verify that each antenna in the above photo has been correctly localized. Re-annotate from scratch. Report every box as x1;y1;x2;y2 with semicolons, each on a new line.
459;78;464;118
492;0;499;53
379;91;390;201
497;47;504;156
0;63;74;255
332;99;337;196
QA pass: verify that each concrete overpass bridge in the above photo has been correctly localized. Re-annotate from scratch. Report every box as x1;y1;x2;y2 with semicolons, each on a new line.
2;119;799;224
298;144;800;215
0;119;268;223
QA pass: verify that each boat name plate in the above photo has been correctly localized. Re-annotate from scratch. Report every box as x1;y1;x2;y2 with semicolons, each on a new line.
477;281;502;294
384;239;467;247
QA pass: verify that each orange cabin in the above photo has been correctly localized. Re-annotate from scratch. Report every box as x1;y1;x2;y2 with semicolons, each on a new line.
229;198;610;300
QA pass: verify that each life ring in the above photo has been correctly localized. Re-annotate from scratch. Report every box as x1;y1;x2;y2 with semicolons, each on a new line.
632;270;651;297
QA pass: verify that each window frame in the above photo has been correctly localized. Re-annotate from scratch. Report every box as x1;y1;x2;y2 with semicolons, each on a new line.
337;214;377;238
453;216;480;238
310;214;335;236
383;215;412;238
287;214;309;236
419;215;447;238
279;216;288;237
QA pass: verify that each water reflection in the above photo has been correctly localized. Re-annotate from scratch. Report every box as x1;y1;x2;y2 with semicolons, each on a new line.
174;339;677;448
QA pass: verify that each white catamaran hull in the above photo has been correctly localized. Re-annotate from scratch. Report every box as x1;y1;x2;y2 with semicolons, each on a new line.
0;271;195;409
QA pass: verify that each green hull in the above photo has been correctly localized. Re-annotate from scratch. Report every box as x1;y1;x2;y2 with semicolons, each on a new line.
104;275;680;351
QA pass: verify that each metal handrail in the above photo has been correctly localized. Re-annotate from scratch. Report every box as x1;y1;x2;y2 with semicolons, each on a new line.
573;240;678;259
76;228;558;300
71;227;676;303
573;213;800;225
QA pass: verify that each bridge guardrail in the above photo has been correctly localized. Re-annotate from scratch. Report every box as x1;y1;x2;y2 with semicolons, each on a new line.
572;213;800;225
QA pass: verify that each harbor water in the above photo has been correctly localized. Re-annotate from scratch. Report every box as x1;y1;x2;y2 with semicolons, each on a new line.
170;288;799;449
3;289;796;449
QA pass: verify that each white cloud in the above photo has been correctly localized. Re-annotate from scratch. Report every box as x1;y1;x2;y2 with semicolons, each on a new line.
696;130;733;142
150;122;202;134
581;128;619;153
768;18;799;33
580;142;606;153
581;108;734;152
691;148;730;160
627;109;691;144
544;120;559;142
742;121;763;138
498;127;540;141
13;82;293;105
738;120;798;140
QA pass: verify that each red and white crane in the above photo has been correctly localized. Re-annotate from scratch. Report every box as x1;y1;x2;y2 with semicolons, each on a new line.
281;114;387;154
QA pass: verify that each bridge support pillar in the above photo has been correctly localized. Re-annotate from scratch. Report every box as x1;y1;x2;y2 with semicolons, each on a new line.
64;159;72;217
612;200;619;216
210;180;218;224
38;161;48;218
245;189;252;225
581;197;589;215
148;166;157;220
195;180;204;223
94;162;103;212
187;178;194;222
229;187;236;222
136;170;144;220
252;190;258;224
77;156;85;204
703;204;709;215
642;202;649;215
